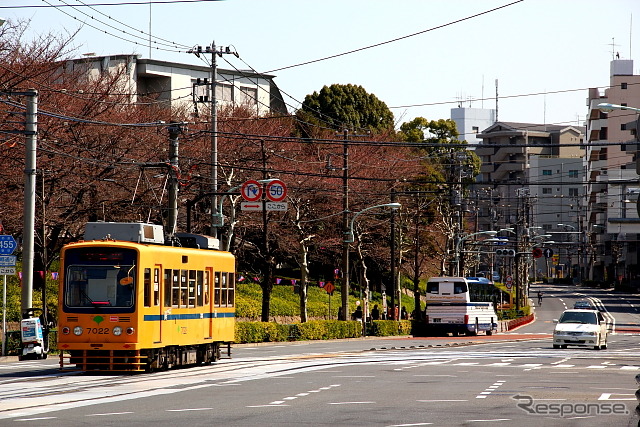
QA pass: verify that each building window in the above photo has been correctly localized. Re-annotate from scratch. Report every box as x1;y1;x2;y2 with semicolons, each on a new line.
472;126;479;133
542;170;552;176
621;82;628;89
569;188;579;197
622;123;627;131
568;170;579;178
237;86;257;107
542;187;552;194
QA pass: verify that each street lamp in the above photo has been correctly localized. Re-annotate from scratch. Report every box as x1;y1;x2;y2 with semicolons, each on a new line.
344;202;402;243
597;103;640;113
455;230;498;277
342;202;401;323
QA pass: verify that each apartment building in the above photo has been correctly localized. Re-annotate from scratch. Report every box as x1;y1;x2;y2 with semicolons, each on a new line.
62;54;287;115
585;59;640;287
474;122;585;279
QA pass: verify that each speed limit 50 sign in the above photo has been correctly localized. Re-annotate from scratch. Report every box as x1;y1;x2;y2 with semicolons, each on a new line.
266;179;287;202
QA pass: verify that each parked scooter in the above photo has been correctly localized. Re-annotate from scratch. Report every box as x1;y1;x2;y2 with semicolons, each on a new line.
19;308;49;360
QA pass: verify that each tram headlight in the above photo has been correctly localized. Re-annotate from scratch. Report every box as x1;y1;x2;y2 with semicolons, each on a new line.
73;326;83;336
61;326;70;335
113;326;123;336
126;327;135;335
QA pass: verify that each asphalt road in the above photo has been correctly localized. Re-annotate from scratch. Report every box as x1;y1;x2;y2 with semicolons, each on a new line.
1;283;640;426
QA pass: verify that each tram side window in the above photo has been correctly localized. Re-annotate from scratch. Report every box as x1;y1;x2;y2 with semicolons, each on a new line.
180;270;188;307
204;270;210;305
221;273;228;306
227;273;235;307
188;270;196;308
196;271;204;307
171;269;181;307
214;272;221;306
144;268;151;307
427;283;439;294
153;268;160;306
164;269;172;307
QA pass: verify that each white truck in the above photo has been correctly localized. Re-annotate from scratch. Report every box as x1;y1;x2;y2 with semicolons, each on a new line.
424;277;498;336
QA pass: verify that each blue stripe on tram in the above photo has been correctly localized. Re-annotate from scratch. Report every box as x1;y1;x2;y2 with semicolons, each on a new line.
144;312;235;321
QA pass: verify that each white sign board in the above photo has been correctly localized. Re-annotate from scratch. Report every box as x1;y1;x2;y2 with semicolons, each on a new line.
0;256;16;267
241;201;263;211
266;202;287;211
0;267;16;275
240;202;289;212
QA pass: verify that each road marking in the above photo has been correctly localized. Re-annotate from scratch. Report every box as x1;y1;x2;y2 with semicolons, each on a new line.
467;419;511;423
386;423;433;426
15;417;58;421
86;412;134;416
247;404;290;408
476;379;505;399
166;408;212;412
417;399;468;402
598;393;636;401
328;401;375;405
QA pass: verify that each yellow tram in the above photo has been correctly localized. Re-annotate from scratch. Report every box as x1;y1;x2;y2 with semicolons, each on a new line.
57;222;235;372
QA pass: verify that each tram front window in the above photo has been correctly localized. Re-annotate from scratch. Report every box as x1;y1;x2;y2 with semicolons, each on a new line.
66;265;135;308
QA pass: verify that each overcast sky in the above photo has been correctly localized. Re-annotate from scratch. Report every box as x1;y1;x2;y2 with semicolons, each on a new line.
3;0;639;136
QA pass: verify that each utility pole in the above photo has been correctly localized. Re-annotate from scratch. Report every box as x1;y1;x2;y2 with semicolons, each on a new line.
390;189;397;319
341;129;349;321
22;90;38;316
166;122;182;242
187;43;238;239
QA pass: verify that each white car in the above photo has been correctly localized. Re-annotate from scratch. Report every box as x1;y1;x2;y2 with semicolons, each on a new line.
553;309;608;350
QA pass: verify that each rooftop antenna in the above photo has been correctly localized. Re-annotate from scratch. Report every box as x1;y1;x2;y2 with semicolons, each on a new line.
148;1;152;58
631;14;633;60
609;37;620;60
481;75;484;109
495;79;499;122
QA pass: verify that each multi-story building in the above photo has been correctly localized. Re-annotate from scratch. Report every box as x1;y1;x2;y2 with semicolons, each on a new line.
585;59;640;288
474;122;585;280
451;107;496;145
62;54;288;115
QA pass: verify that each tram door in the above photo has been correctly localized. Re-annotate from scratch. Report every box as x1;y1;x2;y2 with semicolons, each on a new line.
154;265;162;343
206;268;213;338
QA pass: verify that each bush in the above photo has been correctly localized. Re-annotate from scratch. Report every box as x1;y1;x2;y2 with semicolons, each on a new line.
234;320;363;344
367;320;412;336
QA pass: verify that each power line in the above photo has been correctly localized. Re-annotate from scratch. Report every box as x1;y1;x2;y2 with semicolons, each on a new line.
0;0;223;8
264;0;524;73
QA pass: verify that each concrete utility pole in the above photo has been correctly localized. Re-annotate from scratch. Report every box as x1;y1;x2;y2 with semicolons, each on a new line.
187;43;238;238
22;90;38;316
341;129;350;321
390;189;397;319
166;123;182;241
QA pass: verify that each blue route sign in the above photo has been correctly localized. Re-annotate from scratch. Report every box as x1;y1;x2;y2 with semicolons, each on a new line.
0;235;17;255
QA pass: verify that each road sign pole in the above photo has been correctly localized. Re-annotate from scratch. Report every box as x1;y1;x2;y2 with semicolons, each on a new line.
2;274;5;356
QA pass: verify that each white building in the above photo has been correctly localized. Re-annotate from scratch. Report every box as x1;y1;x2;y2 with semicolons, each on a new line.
451;107;496;145
63;54;287;116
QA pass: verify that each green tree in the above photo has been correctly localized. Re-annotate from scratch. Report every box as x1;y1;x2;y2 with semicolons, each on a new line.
298;84;394;133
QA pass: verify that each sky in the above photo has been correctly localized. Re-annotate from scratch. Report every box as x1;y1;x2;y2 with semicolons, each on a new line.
2;0;639;135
